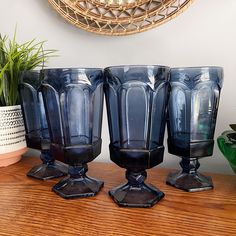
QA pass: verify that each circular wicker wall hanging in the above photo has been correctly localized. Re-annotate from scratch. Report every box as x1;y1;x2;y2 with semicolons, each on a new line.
48;0;194;35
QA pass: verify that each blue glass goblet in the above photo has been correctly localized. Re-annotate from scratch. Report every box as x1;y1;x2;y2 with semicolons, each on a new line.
41;68;104;199
166;67;223;192
19;70;67;180
104;65;170;207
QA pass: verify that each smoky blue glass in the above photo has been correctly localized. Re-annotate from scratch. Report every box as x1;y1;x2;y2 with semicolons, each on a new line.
104;65;170;207
19;70;66;180
166;67;223;192
41;68;104;199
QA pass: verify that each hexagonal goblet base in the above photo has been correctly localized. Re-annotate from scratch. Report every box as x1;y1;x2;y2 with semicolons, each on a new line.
52;164;104;199
109;170;164;208
166;158;213;192
27;150;67;180
27;162;67;180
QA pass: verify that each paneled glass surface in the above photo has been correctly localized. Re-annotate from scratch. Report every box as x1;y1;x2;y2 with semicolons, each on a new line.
104;65;170;207
41;68;104;199
166;67;223;192
19;70;66;180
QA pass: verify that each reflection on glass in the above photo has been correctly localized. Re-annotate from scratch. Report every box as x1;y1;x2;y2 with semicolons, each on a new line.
19;70;67;180
105;65;170;207
166;67;223;192
41;68;104;199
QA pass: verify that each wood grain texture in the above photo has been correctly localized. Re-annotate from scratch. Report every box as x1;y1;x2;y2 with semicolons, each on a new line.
0;156;235;236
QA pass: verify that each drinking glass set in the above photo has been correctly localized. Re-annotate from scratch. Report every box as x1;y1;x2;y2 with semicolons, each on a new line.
19;65;223;208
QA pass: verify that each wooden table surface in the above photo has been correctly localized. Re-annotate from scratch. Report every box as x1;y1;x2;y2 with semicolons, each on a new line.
0;156;235;236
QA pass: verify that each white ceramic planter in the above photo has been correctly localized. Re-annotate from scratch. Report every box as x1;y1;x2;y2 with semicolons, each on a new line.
0;105;27;167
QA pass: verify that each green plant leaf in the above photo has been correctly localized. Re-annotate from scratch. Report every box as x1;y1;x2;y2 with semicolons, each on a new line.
0;30;56;106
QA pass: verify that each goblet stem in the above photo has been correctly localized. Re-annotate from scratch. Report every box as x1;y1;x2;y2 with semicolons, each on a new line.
52;163;104;199
40;150;54;165
68;164;88;178
126;170;147;187
109;170;164;208
180;158;200;174
27;150;67;180
166;157;213;192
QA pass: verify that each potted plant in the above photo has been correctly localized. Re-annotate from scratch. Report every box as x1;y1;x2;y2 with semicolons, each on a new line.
0;32;54;167
218;124;236;174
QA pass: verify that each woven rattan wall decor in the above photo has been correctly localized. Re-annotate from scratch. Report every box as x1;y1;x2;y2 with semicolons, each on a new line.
48;0;194;35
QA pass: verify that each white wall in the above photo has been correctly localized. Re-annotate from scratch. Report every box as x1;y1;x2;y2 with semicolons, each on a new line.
1;0;236;174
